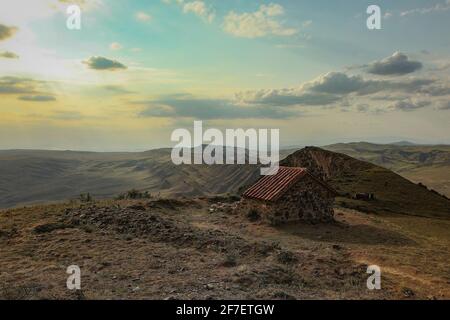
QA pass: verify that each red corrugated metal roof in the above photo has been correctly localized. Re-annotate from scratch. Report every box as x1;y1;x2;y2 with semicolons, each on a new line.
242;166;307;202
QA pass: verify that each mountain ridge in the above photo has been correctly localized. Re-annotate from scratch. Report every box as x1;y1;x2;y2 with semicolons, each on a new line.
282;147;450;218
323;142;450;197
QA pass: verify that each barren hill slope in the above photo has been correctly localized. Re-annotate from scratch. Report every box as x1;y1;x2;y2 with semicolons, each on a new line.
1;197;449;299
281;147;450;218
0;149;260;208
324;142;450;197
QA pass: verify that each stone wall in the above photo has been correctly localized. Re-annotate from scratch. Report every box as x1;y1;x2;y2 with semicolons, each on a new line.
240;175;335;224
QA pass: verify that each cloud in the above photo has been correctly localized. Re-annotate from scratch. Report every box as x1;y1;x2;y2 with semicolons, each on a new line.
389;78;436;92
109;42;122;50
236;73;379;108
58;0;104;11
235;71;439;111
367;52;423;75
0;24;18;41
236;89;340;107
0;76;40;94
182;1;215;23
0;76;56;100
417;83;450;96
354;104;387;115
307;72;371;94
101;85;134;95
83;56;127;71
401;0;450;17
18;95;56;102
165;0;215;23
383;12;393;19
136;96;299;120
223;3;298;38
391;99;431;111
135;11;152;22
306;73;434;96
0;51;19;59
49;110;83;120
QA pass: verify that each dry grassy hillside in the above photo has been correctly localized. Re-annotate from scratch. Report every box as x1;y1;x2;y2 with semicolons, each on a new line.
324;142;450;197
1;197;449;300
281;147;450;219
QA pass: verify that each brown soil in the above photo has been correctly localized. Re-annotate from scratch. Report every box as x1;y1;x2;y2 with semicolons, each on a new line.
0;198;449;300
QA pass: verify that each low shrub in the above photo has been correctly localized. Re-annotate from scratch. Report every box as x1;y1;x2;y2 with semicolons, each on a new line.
116;189;152;200
246;208;260;222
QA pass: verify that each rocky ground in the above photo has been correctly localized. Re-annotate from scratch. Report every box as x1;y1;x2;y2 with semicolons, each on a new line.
0;197;449;299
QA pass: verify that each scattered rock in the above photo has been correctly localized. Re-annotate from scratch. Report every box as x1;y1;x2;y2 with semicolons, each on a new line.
335;268;345;276
127;204;146;211
209;202;239;214
276;250;298;264
271;291;296;300
402;287;415;298
63;204;275;256
219;253;238;267
33;223;70;234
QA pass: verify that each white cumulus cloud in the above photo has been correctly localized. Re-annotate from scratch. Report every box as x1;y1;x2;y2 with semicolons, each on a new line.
183;1;215;23
135;11;152;22
223;3;298;38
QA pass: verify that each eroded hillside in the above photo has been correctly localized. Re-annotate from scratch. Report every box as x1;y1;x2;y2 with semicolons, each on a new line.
324;142;450;197
0;149;260;208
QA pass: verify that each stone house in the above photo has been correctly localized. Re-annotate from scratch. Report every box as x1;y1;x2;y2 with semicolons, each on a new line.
241;166;336;224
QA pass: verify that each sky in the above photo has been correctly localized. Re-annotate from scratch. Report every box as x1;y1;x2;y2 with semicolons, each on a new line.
0;0;449;151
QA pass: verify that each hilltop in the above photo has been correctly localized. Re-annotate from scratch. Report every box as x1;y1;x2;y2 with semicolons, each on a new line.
281;147;450;218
